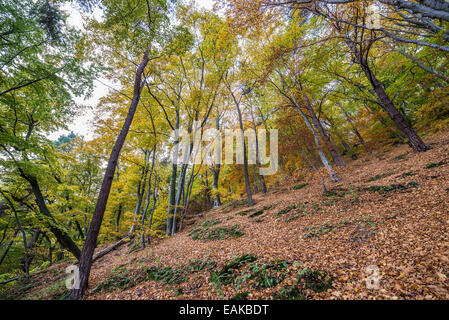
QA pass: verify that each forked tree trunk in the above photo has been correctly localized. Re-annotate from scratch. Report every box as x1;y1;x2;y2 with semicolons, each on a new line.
68;51;150;300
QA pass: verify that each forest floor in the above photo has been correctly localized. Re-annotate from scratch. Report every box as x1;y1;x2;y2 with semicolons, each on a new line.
3;132;449;300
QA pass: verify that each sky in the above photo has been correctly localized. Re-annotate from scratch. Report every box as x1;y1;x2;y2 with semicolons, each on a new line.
49;0;215;141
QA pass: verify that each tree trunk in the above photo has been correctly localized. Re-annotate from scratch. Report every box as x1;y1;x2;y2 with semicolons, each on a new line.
68;50;150;300
345;39;428;152
249;105;267;194
166;109;180;235
302;93;345;167
235;97;254;206
20;228;40;273
24;175;81;259
212;117;222;206
115;204;122;235
336;101;371;154
141;146;156;247
0;229;18;266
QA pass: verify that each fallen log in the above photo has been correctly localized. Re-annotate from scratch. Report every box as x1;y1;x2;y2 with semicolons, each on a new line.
92;237;128;263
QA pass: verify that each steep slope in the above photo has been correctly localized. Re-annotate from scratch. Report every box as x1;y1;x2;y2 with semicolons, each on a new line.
3;132;449;300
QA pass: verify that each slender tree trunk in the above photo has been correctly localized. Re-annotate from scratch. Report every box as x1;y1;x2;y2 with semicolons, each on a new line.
249;105;267;194
167;109;180;235
345;39;428;152
302;93;345;167
0;229;19;266
68;50;150;300
20;228;40;273
147;175;159;244
129;150;149;236
179;163;196;232
141;146;156;247
288;92;340;182
234;97;254;206
336;101;371;154
171;122;193;236
212;117;222;206
115;204;122;235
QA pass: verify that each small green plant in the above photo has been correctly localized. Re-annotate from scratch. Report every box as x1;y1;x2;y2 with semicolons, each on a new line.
274;268;333;300
425;161;446;169
284;214;299;223
146;266;187;285
323;187;349;198
363;181;418;194
173;287;183;296
407;180;419;188
186;259;217;273
92;268;135;293
399;171;417;178
235;260;289;290
41;280;69;300
366;172;394;182
274;204;297;217
293;183;308;190
236;209;253;216
303;222;337;239
231;291;249;300
202;218;221;228
273;285;305;300
190;222;244;241
249;210;264;218
393;153;407;161
209;254;257;286
297;268;333;293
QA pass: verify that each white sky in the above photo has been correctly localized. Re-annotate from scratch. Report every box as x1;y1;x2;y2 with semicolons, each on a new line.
49;0;215;141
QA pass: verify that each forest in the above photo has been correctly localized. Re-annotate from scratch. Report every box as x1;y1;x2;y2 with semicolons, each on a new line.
0;0;448;301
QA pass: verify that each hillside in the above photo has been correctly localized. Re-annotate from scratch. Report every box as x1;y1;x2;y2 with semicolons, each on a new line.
3;132;448;300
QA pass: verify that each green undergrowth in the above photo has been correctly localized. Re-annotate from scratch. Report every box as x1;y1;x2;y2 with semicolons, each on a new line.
293;183;308;190
189;224;244;241
273;266;333;300
425;161;446;169
365;172;394;182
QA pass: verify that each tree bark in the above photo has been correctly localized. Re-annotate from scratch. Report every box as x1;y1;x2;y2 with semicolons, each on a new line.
68;50;150;300
166;109;179;235
302;93;345;167
20;228;40;273
345;39;429;152
233;94;254;206
336;101;371;154
24;175;81;259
